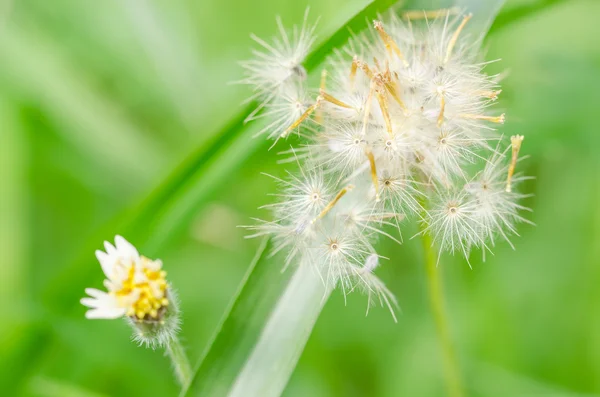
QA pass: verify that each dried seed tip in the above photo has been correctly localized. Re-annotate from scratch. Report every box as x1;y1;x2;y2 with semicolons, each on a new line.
357;58;374;79
311;184;355;224
350;56;359;89
459;113;506;124
384;79;407;111
506;135;525;192
373;20;407;65
402;7;459;20
436;87;446;127
361;80;376;136
365;150;381;202
375;91;394;138
373;56;382;71
444;13;473;64
320;91;355;109
318;67;354;109
283;97;322;137
320;69;328;91
476;89;502;100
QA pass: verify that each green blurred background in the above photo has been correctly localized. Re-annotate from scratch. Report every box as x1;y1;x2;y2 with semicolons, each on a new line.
1;0;599;396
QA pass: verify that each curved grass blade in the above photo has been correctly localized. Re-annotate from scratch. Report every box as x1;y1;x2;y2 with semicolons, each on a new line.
226;264;331;397
455;0;506;40
179;238;282;397
488;0;566;35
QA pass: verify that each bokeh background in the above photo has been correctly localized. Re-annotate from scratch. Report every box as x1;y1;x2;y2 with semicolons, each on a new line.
2;0;599;396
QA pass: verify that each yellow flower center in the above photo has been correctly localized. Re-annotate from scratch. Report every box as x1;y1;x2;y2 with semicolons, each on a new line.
114;257;169;321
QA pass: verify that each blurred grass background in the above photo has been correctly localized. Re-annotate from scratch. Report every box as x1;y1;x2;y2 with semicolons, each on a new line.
1;0;599;396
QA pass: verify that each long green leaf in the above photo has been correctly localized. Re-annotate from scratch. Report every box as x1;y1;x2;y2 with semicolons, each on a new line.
227;264;332;397
180;238;282;396
488;0;566;35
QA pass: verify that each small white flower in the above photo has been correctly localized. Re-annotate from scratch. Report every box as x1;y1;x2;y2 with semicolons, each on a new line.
81;235;169;321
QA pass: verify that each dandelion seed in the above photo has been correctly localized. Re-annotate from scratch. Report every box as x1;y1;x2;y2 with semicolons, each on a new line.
363;253;380;273
240;9;317;103
506;134;524;192
467;141;533;252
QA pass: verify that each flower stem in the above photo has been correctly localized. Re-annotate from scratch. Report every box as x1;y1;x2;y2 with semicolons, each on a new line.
420;230;464;397
166;336;192;388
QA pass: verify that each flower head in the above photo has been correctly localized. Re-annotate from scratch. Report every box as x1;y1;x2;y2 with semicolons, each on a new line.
242;9;531;318
81;236;180;347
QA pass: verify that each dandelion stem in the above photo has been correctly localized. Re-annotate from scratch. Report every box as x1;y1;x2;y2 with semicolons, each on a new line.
166;336;192;388
420;228;464;397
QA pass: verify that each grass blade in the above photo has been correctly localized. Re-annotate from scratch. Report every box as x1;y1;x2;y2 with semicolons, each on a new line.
227;264;332;397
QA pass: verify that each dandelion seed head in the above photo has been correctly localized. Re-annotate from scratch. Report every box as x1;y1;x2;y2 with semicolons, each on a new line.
242;8;531;319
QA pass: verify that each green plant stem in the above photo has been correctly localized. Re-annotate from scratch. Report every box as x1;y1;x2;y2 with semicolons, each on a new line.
166;336;193;388
420;230;464;397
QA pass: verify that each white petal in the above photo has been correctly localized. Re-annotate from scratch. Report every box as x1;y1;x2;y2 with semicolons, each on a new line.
114;235;139;260
81;288;120;310
103;279;117;291
80;297;103;308
104;241;116;255
85;307;126;319
95;250;114;278
84;288;107;299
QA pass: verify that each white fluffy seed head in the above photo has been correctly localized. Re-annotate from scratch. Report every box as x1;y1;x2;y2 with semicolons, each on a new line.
242;9;531;319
